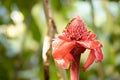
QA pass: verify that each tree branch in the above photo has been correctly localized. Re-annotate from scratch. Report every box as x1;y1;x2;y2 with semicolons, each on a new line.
42;0;67;80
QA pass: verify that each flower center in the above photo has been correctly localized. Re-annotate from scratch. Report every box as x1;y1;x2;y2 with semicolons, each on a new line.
70;44;86;56
63;17;89;41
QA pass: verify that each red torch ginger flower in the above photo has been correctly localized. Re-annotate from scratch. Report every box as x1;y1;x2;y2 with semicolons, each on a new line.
52;16;103;80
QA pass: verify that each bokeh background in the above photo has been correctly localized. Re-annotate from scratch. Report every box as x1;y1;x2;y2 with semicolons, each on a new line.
0;0;120;80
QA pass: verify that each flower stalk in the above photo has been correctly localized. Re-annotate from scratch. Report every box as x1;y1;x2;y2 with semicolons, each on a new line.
70;54;81;80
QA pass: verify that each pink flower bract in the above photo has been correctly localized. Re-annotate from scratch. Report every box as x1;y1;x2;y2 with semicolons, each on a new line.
52;16;103;71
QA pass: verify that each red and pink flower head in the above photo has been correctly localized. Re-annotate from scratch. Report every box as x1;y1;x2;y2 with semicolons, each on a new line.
52;16;103;75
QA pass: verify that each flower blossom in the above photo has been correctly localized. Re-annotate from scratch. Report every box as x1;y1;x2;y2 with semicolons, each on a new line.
52;16;103;80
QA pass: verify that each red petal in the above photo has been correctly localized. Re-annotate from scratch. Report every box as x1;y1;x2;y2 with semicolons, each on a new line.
58;34;71;41
88;34;97;39
94;48;103;62
56;53;74;69
55;59;69;69
83;50;95;71
77;40;102;49
52;38;75;60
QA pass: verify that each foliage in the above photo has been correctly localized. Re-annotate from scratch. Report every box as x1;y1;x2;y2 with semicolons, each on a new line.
0;0;120;80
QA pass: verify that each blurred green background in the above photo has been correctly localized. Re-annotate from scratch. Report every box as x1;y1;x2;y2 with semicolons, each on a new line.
0;0;120;80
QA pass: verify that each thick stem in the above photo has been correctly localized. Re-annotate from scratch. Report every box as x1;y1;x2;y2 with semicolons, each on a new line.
42;0;66;80
70;54;81;80
42;0;55;80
